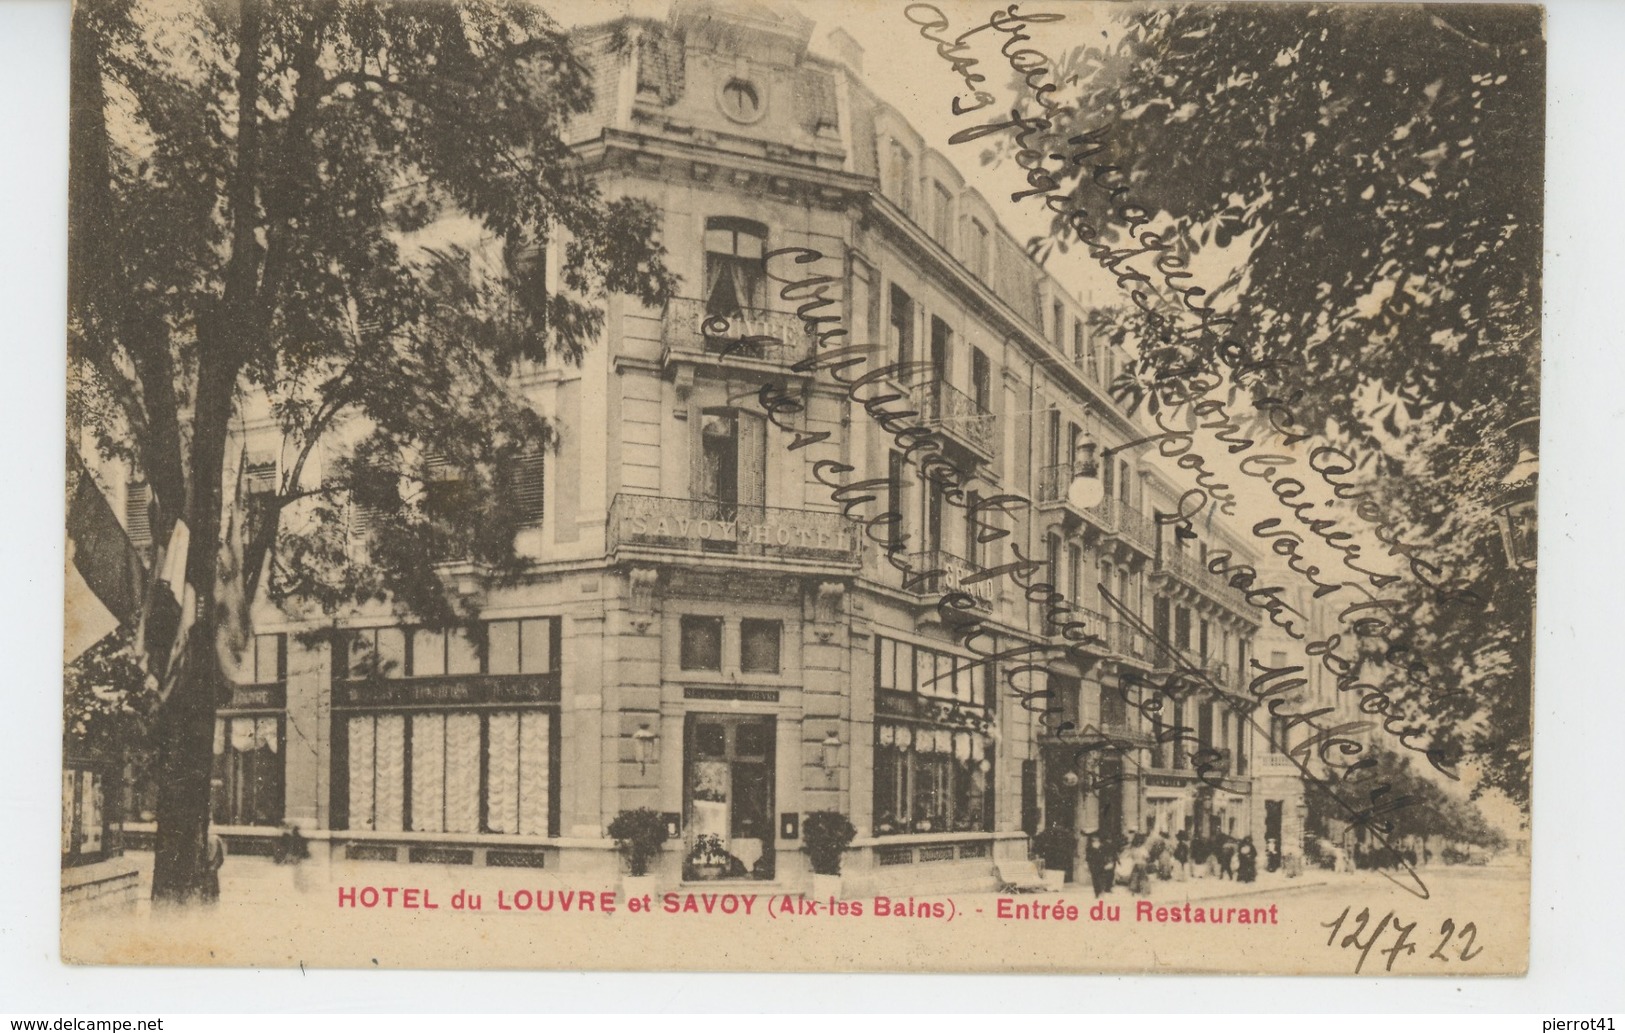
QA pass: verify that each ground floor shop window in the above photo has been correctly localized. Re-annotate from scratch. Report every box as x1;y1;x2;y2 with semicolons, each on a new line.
873;723;992;835
343;709;551;835
211;716;283;826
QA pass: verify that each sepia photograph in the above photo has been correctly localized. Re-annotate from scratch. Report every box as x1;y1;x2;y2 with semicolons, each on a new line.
57;0;1544;976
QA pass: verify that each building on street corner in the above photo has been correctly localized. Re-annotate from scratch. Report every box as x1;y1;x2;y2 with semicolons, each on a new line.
94;0;1269;896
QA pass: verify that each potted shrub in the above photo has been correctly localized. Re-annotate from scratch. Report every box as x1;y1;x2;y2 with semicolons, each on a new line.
608;808;669;897
1033;825;1074;888
803;810;858;900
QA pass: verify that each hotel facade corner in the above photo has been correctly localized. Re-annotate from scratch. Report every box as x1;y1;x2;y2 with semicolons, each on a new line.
94;0;1294;896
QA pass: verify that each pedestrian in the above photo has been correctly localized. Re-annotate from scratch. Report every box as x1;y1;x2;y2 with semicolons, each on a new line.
1190;833;1209;879
202;828;227;904
1236;836;1258;884
1084;832;1115;897
1217;834;1236;880
1173;829;1191;881
1126;834;1152;896
1155;831;1175;880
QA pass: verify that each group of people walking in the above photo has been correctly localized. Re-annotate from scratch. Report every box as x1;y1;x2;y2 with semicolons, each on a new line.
1078;828;1259;897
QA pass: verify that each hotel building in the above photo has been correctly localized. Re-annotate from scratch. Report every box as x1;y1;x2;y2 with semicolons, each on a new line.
104;0;1269;893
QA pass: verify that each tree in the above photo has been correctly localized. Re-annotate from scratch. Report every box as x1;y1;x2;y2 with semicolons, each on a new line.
1010;4;1541;807
1303;746;1504;863
68;0;675;904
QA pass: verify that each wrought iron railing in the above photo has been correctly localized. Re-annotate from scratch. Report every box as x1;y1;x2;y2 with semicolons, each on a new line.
910;381;996;458
1107;497;1158;554
903;549;995;609
661;297;815;364
1156;548;1253;609
608;494;861;564
1110;620;1152;663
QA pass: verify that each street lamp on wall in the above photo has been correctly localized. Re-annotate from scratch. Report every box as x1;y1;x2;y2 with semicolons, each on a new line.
1493;417;1539;571
1066;439;1106;509
633;724;659;775
820;730;842;779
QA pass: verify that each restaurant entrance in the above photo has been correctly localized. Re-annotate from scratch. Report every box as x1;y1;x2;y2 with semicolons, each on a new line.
683;714;775;880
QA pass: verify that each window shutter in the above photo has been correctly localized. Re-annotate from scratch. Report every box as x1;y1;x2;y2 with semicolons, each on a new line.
125;482;152;549
738;411;766;509
514;451;544;528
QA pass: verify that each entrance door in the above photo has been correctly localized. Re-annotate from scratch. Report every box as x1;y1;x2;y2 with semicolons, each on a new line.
684;714;775;880
1265;799;1283;872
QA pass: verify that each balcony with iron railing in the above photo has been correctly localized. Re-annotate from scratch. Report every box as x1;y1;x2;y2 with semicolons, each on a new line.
660;297;816;368
1051;605;1112;651
608;494;861;567
902;549;996;611
909;381;996;461
1103;497;1158;556
1153;547;1254;614
1035;461;1118;534
1110;620;1154;665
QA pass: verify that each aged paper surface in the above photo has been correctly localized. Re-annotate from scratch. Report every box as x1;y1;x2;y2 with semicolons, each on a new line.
61;0;1541;975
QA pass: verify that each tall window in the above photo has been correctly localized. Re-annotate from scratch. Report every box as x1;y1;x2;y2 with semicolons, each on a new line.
1052;301;1065;350
931;180;953;244
970;347;990;412
212;716;283;826
929;316;952;379
964;491;982;567
925;475;944;555
851;257;878;348
887;140;914;214
888;285;915;367
886;450;906;552
339;618;559;837
1086;333;1099;381
1046;408;1061;468
1072;319;1085;363
696;409;766;513
967;218;989;279
1099;682;1126;728
1067;544;1083;604
703;217;767;317
510;450;545;528
873;636;992;836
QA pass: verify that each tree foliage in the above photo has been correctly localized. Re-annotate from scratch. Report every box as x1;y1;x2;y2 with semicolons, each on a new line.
68;0;675;901
1018;3;1542;808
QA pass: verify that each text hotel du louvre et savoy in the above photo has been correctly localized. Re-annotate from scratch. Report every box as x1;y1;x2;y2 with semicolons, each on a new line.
61;0;1541;975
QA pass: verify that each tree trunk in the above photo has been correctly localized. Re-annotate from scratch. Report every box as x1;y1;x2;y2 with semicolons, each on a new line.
149;637;218;905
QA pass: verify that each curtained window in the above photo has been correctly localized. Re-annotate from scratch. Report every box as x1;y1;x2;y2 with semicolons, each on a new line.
345;709;551;835
704;217;766;318
212;716;284;827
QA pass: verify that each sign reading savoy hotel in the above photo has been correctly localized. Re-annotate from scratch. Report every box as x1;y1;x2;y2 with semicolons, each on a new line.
62;0;1541;975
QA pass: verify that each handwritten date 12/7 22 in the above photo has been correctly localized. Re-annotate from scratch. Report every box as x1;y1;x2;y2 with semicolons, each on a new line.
1323;905;1485;974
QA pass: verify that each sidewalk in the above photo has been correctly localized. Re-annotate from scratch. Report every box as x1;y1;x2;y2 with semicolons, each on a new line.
1058;866;1334;904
